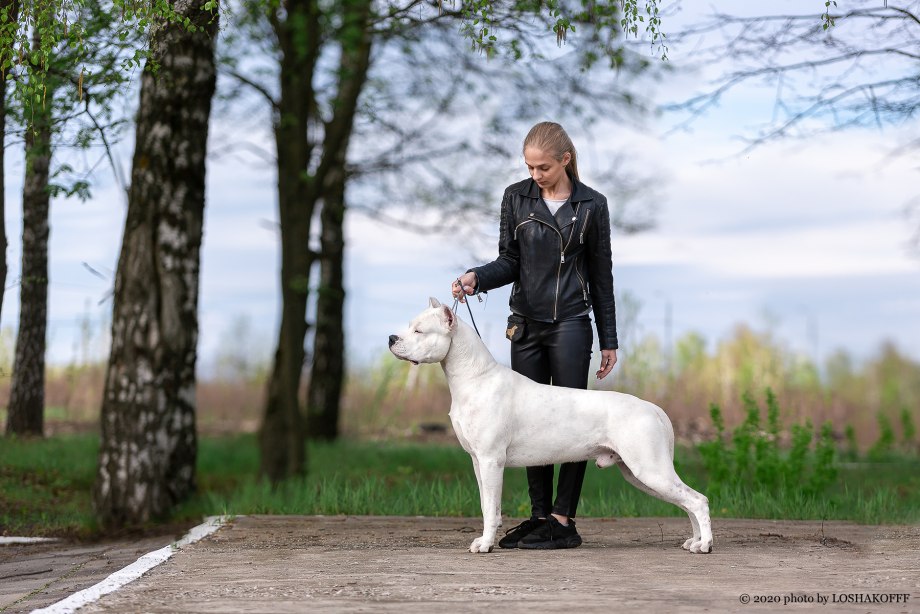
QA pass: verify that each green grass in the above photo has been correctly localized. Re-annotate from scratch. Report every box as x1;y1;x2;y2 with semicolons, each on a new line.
2;434;919;538
0;434;100;537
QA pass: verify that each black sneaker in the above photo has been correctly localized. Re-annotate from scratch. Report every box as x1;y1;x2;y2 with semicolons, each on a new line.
498;517;546;549
518;516;582;549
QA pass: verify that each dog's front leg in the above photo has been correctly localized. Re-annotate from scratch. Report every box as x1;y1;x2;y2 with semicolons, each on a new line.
470;457;503;553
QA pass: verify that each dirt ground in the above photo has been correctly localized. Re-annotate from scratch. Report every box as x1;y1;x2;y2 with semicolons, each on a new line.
6;515;913;613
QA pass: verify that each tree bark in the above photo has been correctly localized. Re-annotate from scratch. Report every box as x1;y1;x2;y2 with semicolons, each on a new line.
94;0;218;527
306;179;346;440
0;0;14;335
258;0;321;482
305;0;373;441
6;63;50;438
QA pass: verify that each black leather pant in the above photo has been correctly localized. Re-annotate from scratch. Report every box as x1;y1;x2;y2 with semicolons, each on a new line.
510;315;592;519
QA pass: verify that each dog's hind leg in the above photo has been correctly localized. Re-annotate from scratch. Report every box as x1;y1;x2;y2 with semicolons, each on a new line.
469;456;504;554
617;460;712;554
617;460;699;542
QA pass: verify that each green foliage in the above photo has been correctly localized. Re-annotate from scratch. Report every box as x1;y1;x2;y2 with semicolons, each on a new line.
822;0;837;30
900;407;916;452
619;0;667;60
1;1;218;120
864;405;917;459
620;322;920;457
699;389;838;501
453;0;838;62
697;403;728;486
843;424;859;461
869;411;896;461
2;1;154;202
811;421;838;493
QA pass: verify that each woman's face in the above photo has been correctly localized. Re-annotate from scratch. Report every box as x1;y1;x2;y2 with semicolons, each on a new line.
524;146;571;190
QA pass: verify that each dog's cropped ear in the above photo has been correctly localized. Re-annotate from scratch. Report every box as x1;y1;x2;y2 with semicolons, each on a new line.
429;297;441;308
441;305;456;331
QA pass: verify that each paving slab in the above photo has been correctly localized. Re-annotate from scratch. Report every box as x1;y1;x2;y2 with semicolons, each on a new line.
65;515;920;613
0;534;178;613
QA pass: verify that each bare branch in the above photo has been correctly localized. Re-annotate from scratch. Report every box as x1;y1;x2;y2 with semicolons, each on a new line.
224;68;279;110
665;2;920;146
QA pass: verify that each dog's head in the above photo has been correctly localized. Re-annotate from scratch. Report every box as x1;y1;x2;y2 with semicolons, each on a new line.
388;297;457;365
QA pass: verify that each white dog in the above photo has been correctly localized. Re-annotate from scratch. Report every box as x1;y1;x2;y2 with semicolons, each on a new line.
389;298;713;554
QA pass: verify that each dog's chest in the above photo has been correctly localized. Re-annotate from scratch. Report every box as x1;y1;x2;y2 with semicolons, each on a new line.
448;407;481;454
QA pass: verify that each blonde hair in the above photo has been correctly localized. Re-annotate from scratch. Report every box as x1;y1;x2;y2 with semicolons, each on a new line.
523;122;579;181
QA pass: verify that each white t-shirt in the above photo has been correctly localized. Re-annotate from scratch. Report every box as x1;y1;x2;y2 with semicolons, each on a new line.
544;197;567;215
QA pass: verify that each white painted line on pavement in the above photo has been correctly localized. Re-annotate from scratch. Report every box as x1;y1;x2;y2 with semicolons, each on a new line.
0;537;60;545
31;515;233;614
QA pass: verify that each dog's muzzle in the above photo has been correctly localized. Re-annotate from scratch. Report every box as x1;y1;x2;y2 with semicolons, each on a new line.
388;334;419;365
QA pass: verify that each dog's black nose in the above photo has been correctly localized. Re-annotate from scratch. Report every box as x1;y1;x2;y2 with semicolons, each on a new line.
388;335;398;347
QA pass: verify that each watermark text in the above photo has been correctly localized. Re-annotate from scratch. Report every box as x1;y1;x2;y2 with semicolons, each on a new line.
738;592;911;606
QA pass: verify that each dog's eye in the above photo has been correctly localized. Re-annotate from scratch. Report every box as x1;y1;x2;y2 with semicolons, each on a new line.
413;330;421;334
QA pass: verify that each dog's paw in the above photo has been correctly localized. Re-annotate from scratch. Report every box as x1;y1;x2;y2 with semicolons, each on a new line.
688;539;712;554
469;537;494;553
681;537;695;551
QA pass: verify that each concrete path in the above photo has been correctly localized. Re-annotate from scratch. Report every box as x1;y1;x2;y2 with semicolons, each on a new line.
23;515;916;613
1;534;177;613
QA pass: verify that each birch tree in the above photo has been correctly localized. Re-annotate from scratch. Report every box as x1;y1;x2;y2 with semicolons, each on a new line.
6;31;51;437
94;0;218;526
5;3;131;437
0;0;15;338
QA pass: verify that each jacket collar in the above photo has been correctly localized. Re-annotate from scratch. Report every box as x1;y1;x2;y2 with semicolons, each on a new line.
519;176;593;203
517;178;587;231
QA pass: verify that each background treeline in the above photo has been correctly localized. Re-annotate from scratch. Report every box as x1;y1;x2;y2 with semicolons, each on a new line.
2;307;917;452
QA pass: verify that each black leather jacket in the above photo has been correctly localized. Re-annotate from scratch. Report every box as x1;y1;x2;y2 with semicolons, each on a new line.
470;177;618;350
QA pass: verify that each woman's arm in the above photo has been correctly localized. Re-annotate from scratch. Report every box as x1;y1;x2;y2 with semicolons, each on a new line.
585;197;619;353
466;189;521;293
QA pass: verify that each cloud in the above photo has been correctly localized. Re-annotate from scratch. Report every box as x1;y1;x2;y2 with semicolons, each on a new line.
616;216;915;279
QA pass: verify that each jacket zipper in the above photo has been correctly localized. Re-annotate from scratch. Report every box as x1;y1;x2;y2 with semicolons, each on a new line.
513;216;566;320
513;219;536;240
579;209;592;244
574;258;588;302
561;203;580;262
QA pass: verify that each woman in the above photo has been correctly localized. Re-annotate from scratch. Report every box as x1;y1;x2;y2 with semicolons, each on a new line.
451;121;618;550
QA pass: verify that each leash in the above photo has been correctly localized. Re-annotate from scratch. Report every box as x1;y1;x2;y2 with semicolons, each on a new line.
453;277;483;338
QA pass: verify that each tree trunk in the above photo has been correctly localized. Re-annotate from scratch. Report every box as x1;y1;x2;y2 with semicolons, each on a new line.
94;0;218;527
306;179;346;440
6;68;50;438
258;0;320;483
304;0;373;441
0;0;13;334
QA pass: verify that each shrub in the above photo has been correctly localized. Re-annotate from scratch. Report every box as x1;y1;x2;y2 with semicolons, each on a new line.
900;407;916;453
843;424;859;461
698;388;837;499
868;411;896;461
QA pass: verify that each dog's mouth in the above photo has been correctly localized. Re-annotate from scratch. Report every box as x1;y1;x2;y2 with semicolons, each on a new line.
391;348;420;366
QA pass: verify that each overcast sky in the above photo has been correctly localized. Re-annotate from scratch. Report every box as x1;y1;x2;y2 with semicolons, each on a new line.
2;0;918;378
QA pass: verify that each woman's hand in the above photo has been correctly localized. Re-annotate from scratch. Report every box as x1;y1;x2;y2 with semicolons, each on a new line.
451;272;478;303
596;349;617;380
